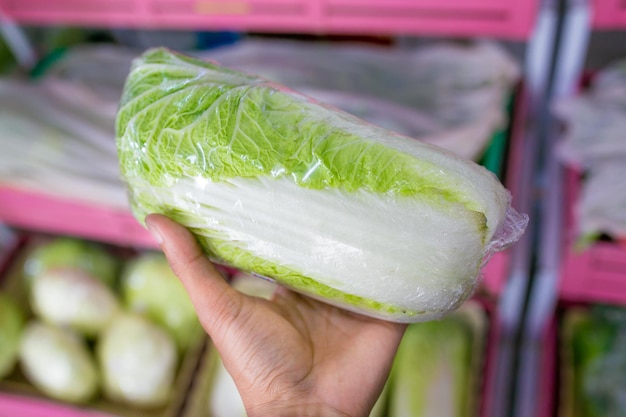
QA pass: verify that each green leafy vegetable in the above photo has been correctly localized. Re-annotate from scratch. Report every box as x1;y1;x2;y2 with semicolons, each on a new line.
97;312;177;409
24;237;118;287
121;252;202;351
0;293;24;379
388;315;473;417
30;268;120;337
19;321;99;403
116;48;527;322
570;305;626;417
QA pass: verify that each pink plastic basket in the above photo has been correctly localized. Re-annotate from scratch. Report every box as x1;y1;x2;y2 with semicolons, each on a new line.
0;0;146;28
559;168;626;304
0;187;157;250
0;0;538;38
592;0;626;29
323;0;538;39
0;394;115;417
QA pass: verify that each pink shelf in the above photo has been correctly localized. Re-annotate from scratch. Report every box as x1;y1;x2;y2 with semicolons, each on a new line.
559;169;626;304
0;0;538;39
0;394;114;417
592;0;626;29
0;187;157;249
323;0;538;39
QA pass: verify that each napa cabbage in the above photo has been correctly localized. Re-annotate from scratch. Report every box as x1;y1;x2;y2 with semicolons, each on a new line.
116;48;527;322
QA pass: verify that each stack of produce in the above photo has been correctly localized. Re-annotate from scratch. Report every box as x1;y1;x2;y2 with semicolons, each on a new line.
0;237;203;411
563;305;626;417
554;60;626;248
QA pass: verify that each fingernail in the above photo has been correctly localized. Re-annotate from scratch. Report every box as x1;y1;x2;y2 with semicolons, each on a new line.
145;218;163;245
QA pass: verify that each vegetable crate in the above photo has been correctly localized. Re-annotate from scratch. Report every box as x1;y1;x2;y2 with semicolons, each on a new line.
558;168;626;305
0;188;157;250
592;0;626;29
0;235;205;417
0;0;538;38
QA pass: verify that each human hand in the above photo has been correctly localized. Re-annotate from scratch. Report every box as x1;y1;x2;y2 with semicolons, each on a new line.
145;214;407;417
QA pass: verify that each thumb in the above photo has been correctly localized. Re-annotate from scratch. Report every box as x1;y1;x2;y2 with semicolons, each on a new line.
145;214;245;335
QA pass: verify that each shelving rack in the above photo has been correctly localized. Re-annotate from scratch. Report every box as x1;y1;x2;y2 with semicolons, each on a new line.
0;2;557;416
517;1;626;416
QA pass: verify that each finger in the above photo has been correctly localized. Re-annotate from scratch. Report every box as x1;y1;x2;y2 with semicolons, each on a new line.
145;214;245;334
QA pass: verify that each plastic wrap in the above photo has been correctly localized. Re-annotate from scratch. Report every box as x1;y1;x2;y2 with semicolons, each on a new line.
554;59;626;244
0;79;127;208
576;159;626;242
203;40;520;161
554;59;626;167
116;48;527;323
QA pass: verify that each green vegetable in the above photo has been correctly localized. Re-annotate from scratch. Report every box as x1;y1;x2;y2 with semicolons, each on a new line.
571;305;626;417
0;293;24;379
19;321;99;403
121;252;202;351
388;316;472;417
97;312;177;409
116;48;526;322
30;268;120;337
24;237;118;287
369;378;390;417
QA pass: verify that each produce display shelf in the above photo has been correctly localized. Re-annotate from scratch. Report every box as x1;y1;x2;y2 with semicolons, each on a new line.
592;0;626;29
0;0;538;39
558;168;626;305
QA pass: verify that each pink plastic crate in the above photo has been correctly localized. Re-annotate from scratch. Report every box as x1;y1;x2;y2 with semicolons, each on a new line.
0;0;147;28
0;0;538;38
0;0;319;31
146;0;321;32
0;394;114;417
559;169;626;304
592;0;626;29
0;187;157;249
323;0;538;39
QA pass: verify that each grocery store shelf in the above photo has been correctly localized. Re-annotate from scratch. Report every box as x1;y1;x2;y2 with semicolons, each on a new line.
0;0;539;39
515;1;593;416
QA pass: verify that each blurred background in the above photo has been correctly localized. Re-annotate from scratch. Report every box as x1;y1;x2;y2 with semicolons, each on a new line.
0;1;625;417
